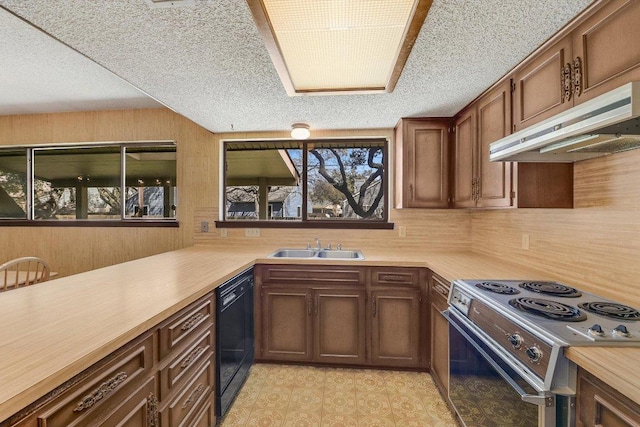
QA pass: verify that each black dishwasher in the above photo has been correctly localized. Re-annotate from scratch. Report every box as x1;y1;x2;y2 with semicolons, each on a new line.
215;267;254;418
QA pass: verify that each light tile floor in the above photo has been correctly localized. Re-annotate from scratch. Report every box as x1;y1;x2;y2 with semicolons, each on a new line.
221;364;458;427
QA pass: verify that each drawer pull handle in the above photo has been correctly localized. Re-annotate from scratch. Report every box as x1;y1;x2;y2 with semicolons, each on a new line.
181;313;204;331
181;346;205;369
434;284;449;297
182;384;205;410
147;392;159;427
73;372;128;412
381;275;407;282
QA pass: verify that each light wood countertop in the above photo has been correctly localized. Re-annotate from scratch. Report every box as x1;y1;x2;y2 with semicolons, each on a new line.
0;245;638;422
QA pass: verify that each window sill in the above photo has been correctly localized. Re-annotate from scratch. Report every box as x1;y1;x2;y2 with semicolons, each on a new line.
215;220;394;230
0;220;179;227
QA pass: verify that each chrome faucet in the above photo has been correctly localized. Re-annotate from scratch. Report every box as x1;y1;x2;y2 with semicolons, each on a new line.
314;237;321;250
337;243;342;250
326;243;332;250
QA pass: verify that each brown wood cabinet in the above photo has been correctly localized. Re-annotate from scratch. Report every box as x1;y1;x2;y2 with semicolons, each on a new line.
314;288;367;365
429;273;450;397
261;286;314;362
452;107;475;208
572;0;640;104
576;368;640;427
513;35;573;132
453;80;514;209
512;0;640;130
395;118;451;208
370;288;421;368
255;264;426;368
7;293;217;427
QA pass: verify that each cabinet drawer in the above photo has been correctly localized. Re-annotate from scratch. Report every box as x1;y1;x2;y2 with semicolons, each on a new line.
162;359;214;427
37;334;154;427
159;296;214;359
430;274;450;308
190;397;216;427
371;267;420;287
260;265;365;286
159;329;213;400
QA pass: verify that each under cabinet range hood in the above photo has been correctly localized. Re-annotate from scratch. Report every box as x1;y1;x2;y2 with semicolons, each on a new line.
490;81;640;162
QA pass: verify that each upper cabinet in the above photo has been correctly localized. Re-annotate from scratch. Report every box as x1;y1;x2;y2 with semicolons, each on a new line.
513;35;573;132
453;80;513;208
513;0;640;131
395;118;451;208
572;0;640;104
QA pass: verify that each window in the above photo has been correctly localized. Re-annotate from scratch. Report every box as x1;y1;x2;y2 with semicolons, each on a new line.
222;138;389;228
0;142;177;224
0;149;28;219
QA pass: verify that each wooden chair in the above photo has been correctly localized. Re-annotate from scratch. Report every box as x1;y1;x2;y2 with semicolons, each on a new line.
0;257;50;291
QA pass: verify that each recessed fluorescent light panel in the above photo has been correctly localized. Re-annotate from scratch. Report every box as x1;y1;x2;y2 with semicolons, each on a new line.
247;0;432;96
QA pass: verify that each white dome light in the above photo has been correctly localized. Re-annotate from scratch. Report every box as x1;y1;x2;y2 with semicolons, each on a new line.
291;123;310;140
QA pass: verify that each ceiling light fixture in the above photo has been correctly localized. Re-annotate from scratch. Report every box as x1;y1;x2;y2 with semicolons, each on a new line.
291;123;310;140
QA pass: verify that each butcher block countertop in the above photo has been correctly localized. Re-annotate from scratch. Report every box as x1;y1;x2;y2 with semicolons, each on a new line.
1;245;639;422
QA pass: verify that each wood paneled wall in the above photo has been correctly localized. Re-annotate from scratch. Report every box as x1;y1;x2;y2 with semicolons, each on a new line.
0;108;218;276
472;149;640;305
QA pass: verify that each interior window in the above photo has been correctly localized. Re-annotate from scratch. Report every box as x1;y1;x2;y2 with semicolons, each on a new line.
0;142;176;223
223;139;387;225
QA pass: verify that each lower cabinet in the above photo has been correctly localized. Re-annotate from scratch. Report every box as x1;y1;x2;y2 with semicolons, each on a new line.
315;288;367;365
429;273;450;397
369;289;421;367
7;294;216;427
261;286;367;365
576;368;640;427
262;287;314;361
256;264;424;369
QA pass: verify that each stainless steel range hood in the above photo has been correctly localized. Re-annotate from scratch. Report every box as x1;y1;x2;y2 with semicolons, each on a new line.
490;81;640;162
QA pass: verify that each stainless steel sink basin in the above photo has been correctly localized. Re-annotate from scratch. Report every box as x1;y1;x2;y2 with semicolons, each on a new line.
268;248;364;260
269;249;318;258
316;250;364;259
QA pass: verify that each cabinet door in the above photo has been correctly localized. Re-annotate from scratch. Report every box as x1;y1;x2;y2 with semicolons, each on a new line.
314;288;366;365
430;303;449;396
476;80;513;208
572;0;640;104
576;368;640;427
370;289;420;367
453;108;476;208
513;35;573;131
262;287;313;361
403;119;450;208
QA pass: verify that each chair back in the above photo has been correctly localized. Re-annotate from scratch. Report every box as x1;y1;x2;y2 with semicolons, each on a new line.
0;257;51;291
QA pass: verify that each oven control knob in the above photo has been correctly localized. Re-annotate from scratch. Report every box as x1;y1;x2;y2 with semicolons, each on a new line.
588;324;604;336
525;346;542;363
508;334;523;349
613;325;630;337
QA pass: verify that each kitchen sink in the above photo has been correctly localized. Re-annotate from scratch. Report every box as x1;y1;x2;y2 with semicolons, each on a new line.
316;250;364;259
268;248;364;260
268;249;318;258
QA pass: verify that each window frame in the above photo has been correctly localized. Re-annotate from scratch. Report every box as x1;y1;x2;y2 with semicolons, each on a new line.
0;141;178;227
217;137;393;230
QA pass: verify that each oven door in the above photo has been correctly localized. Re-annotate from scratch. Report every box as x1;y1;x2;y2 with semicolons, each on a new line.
446;309;568;427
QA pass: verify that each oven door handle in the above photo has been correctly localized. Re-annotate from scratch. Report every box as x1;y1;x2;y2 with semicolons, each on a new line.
445;310;554;408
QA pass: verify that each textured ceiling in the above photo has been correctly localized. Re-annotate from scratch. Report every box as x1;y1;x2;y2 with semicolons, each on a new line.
0;8;162;115
0;0;592;133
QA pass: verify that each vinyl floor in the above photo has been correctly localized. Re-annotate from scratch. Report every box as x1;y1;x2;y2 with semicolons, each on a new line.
220;363;458;427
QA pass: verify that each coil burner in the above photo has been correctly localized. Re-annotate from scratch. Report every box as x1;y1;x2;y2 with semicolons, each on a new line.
519;281;582;298
509;297;587;322
578;302;640;321
475;281;520;295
